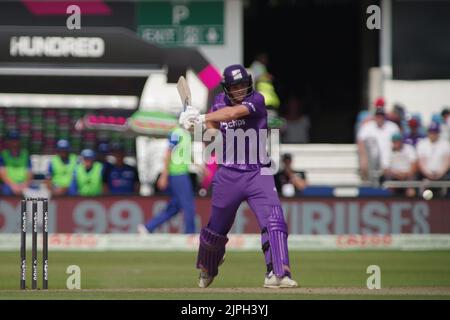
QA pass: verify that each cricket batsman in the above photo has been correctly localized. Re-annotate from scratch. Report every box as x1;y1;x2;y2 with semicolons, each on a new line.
179;64;298;288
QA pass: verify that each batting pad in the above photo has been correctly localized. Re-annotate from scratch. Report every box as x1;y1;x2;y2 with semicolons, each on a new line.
266;206;291;278
196;227;228;277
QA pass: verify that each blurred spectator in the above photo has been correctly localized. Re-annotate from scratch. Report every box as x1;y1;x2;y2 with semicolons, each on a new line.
250;53;270;82
357;107;400;180
282;96;311;143
274;153;307;197
250;53;280;110
0;131;32;195
440;107;450;142
403;117;425;147
103;143;140;195
382;132;418;197
97;140;113;172
359;99;407;132
69;149;106;196
358;97;386;127
387;103;407;131
417;122;450;181
45;139;77;196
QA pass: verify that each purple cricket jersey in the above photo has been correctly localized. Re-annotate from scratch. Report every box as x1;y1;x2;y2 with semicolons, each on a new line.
210;91;271;171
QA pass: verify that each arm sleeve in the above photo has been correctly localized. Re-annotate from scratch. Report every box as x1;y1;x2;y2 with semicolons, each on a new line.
27;158;32;169
242;93;266;118
209;100;226;114
0;156;4;167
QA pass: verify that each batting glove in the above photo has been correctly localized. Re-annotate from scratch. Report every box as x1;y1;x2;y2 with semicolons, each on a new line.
179;106;200;130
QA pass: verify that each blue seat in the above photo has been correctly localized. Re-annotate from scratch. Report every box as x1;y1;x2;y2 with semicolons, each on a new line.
358;187;392;197
301;186;335;197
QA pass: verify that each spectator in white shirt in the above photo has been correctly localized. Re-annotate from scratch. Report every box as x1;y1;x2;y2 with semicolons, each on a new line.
357;107;400;180
417;122;450;181
383;132;418;197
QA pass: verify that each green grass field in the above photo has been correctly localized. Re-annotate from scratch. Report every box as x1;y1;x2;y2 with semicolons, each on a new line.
1;250;450;299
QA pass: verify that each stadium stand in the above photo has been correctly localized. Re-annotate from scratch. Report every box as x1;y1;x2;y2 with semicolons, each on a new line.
280;144;363;187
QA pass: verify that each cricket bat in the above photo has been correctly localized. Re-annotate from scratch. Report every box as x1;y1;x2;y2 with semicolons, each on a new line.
176;76;192;111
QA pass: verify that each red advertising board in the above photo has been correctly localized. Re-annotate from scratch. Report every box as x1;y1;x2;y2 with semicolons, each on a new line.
0;196;449;234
